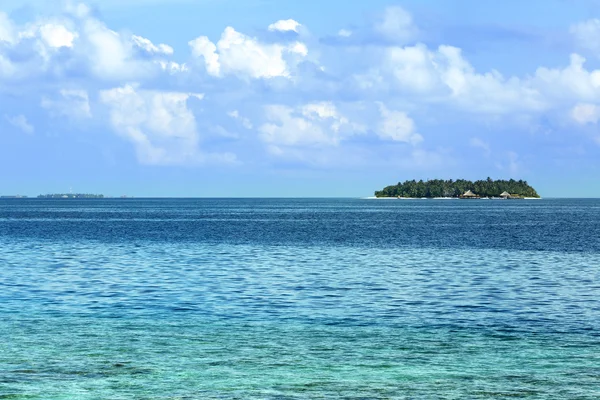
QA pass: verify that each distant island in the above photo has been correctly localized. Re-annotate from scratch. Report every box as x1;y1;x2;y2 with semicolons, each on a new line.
375;178;540;199
37;193;105;199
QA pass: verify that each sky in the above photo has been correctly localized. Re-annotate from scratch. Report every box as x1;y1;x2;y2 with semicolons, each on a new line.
2;0;600;197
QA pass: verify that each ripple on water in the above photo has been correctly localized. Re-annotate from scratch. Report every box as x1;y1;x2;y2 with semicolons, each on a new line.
1;199;600;398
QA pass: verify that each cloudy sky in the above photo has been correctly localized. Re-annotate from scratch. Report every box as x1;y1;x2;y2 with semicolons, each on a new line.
2;0;600;197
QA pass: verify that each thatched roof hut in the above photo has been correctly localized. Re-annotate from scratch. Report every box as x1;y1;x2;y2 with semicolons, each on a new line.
461;190;478;198
500;191;510;198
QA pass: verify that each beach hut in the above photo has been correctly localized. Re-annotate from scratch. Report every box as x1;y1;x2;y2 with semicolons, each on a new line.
461;190;479;199
500;191;511;199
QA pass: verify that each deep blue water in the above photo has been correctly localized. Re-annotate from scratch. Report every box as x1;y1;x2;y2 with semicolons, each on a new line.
1;198;599;399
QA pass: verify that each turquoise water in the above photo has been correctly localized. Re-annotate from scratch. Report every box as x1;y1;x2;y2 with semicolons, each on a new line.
1;199;600;398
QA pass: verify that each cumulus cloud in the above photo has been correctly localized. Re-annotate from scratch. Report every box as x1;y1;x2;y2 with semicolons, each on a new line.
73;18;180;81
5;114;34;134
0;12;15;44
377;104;422;144
259;104;339;147
5;2;600;168
570;19;600;54
41;89;92;119
132;34;174;55
100;85;235;165
158;61;189;74
380;43;439;93
0;9;181;82
188;36;220;75
7;20;77;51
571;103;600;124
259;102;360;148
100;85;201;165
37;23;78;48
0;54;16;78
375;6;418;44
81;18;139;79
374;43;545;114
189;27;308;79
268;19;301;33
533;54;600;103
64;2;91;19
228;110;253;129
0;16;79;77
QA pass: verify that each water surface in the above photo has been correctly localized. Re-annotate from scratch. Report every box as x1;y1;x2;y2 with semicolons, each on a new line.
1;198;599;398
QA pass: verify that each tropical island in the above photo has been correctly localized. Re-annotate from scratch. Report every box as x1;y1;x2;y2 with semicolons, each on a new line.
375;178;540;199
37;193;105;199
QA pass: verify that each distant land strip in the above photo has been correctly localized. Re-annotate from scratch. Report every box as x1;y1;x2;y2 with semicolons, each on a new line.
375;178;540;199
37;194;105;199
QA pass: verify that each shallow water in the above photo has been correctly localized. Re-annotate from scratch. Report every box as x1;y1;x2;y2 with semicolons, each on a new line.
1;198;599;399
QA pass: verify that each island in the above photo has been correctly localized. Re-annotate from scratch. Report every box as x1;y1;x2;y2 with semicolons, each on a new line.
37;193;105;199
374;178;540;199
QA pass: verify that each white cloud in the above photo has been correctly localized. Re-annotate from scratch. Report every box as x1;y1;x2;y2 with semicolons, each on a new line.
100;85;235;165
5;114;34;134
259;102;357;147
81;19;134;79
0;10;182;82
188;36;220;75
15;20;77;51
533;54;600;103
375;6;417;44
268;19;301;33
0;53;16;78
211;125;240;139
370;47;600;117
302;102;339;119
383;43;439;93
439;46;545;114
228;110;253;129
158;61;189;74
0;12;15;43
72;17;181;80
469;137;491;156
571;103;600;124
0;14;79;75
289;41;308;57
189;27;308;79
5;3;600;167
376;43;545;114
377;104;422;144
100;84;204;165
260;105;338;147
64;2;91;19
132;34;174;55
38;23;77;48
570;19;600;54
41;89;91;119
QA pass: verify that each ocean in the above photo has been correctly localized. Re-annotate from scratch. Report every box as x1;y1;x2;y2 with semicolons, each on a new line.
1;198;599;399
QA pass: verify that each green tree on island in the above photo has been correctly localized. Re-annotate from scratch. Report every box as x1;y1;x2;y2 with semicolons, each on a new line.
375;178;540;198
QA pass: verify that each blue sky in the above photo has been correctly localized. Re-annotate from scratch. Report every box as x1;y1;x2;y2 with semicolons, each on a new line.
2;0;600;197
